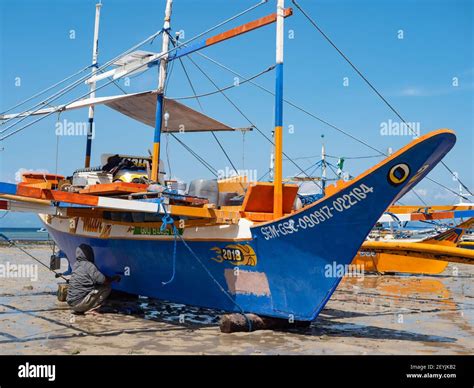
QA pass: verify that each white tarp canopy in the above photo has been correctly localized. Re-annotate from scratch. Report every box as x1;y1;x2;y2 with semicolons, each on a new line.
0;90;242;133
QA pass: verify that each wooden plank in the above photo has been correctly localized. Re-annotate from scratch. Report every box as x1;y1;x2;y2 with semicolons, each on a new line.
14;185;160;213
0;194;51;205
388;205;474;214
206;8;293;46
0;199;56;214
168;204;240;223
0;180;236;221
79;182;149;196
241;211;277;222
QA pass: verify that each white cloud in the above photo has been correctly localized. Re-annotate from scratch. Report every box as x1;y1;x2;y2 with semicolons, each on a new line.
400;87;424;97
414;188;428;197
396;83;474;97
14;168;49;183
434;191;457;200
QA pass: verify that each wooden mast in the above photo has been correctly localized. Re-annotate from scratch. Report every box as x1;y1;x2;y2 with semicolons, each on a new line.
273;0;285;218
85;1;102;168
151;0;173;182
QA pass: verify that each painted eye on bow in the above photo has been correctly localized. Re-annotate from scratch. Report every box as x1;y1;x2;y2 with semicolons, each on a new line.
387;163;410;185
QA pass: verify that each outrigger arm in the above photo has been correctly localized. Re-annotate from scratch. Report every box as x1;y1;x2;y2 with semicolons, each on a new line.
83;9;294;85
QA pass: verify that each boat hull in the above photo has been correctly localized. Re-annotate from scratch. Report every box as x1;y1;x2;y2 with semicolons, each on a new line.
352;252;448;274
44;130;456;321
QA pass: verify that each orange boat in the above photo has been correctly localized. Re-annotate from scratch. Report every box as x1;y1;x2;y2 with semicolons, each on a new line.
353;218;474;274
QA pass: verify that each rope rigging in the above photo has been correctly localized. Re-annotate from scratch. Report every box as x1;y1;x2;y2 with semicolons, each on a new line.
169;65;275;101
185;53;325;191
287;153;383;161
291;0;473;198
169;134;218;177
168;34;243;188
0;64;93;117
0;234;68;281
0;30;166;133
170;42;252;190
191;34;468;202
325;154;383;160
0;0;267;140
193;51;386;156
0;0;468;204
156;200;253;330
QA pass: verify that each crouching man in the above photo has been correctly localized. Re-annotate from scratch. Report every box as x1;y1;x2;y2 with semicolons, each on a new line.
67;244;121;314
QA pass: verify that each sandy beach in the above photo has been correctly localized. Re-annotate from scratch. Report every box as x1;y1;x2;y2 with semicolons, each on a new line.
0;245;472;355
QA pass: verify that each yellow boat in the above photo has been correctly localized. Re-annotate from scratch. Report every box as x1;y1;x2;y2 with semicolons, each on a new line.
458;241;474;249
353;218;474;274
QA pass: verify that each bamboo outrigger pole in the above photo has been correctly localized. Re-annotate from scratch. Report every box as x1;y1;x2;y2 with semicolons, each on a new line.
151;0;173;182
85;1;102;168
273;0;285;218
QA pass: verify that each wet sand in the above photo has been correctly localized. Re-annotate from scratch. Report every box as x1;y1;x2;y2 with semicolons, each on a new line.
0;246;472;355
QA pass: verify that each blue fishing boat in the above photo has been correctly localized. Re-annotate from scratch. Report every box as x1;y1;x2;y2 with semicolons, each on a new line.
0;0;458;321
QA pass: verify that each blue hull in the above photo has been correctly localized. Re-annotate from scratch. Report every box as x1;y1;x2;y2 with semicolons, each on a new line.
46;131;456;321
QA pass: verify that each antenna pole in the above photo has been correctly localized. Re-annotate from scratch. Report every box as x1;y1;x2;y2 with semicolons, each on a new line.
273;0;285;218
151;0;173;182
321;135;326;193
84;1;102;168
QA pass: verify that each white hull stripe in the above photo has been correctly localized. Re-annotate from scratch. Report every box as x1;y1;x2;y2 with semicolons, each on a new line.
96;197;162;213
40;215;253;241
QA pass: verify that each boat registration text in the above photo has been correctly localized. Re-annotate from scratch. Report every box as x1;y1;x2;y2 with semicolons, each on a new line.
260;184;374;241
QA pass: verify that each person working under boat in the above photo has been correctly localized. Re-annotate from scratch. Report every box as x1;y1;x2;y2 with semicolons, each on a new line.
67;244;121;313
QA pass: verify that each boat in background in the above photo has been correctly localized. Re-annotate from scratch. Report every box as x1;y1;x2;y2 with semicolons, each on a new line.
354;218;474;274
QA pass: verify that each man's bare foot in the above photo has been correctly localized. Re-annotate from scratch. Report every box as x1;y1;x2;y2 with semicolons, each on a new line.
85;305;102;315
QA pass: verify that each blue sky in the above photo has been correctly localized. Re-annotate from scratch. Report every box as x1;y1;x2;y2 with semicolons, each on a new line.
0;0;473;227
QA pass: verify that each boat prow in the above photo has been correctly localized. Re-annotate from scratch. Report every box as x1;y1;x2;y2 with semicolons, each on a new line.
247;129;456;319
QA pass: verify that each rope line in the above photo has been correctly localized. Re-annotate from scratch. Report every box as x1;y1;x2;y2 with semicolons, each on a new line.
0;64;93;118
169;134;218;176
0;0;266;140
185;54;324;191
292;0;472;197
169;65;275;100
0;233;68;281
175;232;252;331
194;41;467;202
173;44;250;190
194;51;385;156
155;201;253;331
0;30;165;134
